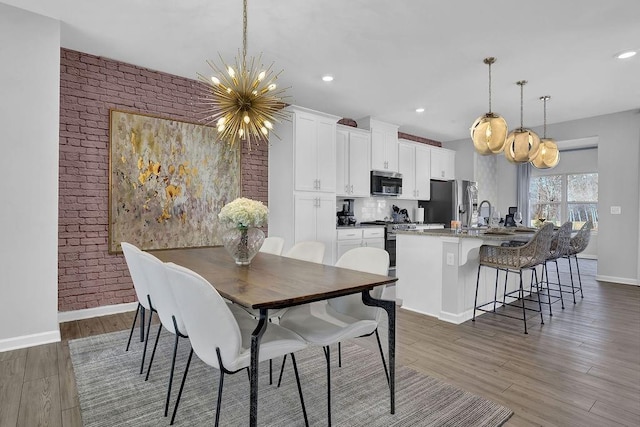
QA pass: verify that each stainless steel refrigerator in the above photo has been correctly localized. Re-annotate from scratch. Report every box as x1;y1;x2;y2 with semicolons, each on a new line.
419;180;477;227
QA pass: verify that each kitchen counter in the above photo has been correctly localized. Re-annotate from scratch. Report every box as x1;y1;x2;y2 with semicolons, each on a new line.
395;228;539;324
336;224;386;229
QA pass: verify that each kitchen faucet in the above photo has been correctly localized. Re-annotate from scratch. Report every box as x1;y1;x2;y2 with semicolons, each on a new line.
477;200;492;226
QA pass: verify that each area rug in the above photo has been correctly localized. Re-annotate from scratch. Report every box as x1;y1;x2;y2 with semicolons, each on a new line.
69;329;513;426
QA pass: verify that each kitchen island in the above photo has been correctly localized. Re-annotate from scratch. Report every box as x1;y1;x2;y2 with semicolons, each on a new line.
395;228;537;324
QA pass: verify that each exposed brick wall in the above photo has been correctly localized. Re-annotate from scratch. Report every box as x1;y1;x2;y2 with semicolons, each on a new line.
58;48;268;311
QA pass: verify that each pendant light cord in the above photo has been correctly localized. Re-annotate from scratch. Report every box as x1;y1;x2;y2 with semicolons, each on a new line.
543;97;547;138
242;0;248;69
488;62;492;113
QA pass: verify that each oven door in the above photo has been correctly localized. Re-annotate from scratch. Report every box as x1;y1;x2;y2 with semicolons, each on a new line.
385;233;396;272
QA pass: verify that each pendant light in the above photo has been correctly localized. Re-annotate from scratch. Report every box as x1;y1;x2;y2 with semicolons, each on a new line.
197;0;289;149
505;80;541;163
470;57;508;155
531;96;560;169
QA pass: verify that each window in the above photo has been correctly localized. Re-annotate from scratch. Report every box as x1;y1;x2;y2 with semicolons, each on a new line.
529;173;598;230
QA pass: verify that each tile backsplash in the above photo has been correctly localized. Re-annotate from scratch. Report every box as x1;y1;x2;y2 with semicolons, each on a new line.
337;197;419;223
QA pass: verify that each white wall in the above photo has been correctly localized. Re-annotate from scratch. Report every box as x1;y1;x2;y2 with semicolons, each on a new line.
0;4;61;350
444;110;640;285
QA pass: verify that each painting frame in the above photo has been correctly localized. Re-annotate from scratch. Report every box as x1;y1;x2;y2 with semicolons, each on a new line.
108;109;241;253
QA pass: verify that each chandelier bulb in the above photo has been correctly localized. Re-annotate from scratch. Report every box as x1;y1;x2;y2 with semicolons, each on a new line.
228;67;236;78
211;76;220;85
217;124;225;132
261;126;268;135
268;83;277;91
264;120;272;129
258;71;266;81
217;117;226;127
243;114;250;124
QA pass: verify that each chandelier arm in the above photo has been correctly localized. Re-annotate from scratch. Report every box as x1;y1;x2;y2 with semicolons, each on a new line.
242;0;248;68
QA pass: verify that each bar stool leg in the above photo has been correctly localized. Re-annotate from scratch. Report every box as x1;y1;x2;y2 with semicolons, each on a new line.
533;268;544;324
472;264;482;322
519;271;528;334
567;256;577;304
575;256;585;298
554;260;565;309
492;268;499;312
544;263;553;316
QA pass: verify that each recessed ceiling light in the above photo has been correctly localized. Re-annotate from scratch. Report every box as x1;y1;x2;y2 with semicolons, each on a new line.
322;75;334;82
615;50;637;59
415;108;425;113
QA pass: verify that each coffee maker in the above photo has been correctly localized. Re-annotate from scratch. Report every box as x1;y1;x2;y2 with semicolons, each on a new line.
337;199;357;226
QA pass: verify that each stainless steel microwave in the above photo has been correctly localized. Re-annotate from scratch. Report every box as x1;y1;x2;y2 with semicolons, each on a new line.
370;170;403;196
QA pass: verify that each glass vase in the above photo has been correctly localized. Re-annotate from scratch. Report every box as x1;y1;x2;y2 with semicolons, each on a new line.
221;226;265;266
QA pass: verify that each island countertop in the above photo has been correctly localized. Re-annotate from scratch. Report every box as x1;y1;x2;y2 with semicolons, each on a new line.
395;227;536;241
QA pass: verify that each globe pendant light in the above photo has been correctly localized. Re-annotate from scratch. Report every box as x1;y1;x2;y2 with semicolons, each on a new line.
531;96;560;169
470;57;508;155
197;0;289;149
505;80;541;163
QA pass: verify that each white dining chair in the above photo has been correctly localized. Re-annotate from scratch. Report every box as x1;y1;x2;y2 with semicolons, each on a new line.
259;236;285;255
163;262;310;426
121;242;157;375
278;246;391;426
284;240;325;263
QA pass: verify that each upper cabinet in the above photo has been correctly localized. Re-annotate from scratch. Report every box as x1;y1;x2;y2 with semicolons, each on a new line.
294;110;337;192
357;117;399;172
398;140;431;200
336;125;371;197
430;146;456;181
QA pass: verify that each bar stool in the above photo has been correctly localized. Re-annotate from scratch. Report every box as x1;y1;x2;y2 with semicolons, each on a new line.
564;221;592;303
538;221;573;315
472;223;554;334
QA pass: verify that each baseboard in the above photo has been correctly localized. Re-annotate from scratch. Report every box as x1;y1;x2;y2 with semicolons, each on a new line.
578;254;597;260
58;302;138;323
0;330;61;352
398;305;439;320
438;310;470;325
596;275;639;286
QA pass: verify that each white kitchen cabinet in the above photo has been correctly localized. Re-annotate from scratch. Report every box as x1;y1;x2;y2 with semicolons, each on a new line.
294;110;337;193
269;106;340;263
430;146;456;180
336;125;371;197
356;117;398;172
294;194;336;264
335;227;385;260
398;140;431;200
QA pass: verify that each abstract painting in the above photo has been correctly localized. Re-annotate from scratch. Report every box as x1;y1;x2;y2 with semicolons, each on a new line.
108;110;240;253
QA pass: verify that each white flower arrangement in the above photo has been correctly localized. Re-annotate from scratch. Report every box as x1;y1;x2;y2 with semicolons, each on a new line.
218;197;268;229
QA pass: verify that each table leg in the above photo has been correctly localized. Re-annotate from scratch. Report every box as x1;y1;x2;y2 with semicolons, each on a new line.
250;309;268;427
362;290;395;414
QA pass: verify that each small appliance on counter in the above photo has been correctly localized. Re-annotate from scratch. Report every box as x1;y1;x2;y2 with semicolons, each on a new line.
337;199;357;226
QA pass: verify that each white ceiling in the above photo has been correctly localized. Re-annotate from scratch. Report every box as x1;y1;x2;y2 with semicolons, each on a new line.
4;0;640;142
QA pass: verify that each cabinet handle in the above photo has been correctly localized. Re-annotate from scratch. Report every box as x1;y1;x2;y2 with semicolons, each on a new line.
350;185;354;193
318;179;321;189
416;190;419;197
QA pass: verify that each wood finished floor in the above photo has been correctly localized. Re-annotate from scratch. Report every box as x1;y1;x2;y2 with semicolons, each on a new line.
1;259;638;426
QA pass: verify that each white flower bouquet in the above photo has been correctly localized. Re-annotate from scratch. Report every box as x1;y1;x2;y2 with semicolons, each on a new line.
218;197;268;229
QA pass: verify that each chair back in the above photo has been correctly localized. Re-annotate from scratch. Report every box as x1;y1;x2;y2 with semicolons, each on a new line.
259;236;285;255
163;262;242;370
549;221;573;260
284;241;325;263
528;222;556;266
121;242;152;310
136;251;186;335
570;220;593;254
329;247;390;322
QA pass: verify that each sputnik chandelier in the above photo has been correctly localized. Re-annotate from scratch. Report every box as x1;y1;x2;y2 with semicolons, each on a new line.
197;0;289;149
531;96;560;169
470;57;508;155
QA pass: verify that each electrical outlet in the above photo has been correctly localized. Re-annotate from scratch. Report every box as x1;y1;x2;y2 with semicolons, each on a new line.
611;206;622;215
446;253;455;266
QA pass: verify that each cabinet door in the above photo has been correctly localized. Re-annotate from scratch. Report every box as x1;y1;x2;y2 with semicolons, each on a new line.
430;148;446;180
370;128;386;170
294;113;319;191
384;129;399;172
293;195;319;243
414;145;431;200
348;131;371;197
336;129;349;196
397;142;415;199
336;240;363;260
363;237;385;249
443;149;456;180
316;118;336;192
316;196;337;264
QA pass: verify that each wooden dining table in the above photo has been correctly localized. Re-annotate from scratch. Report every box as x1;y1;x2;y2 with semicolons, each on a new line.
150;246;398;427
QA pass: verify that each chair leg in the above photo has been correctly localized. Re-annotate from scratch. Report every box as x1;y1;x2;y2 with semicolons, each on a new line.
472;264;481;321
338;342;342;368
269;359;273;385
277;354;288;388
567;256;577;303
139;305;145;343
125;303;141;351
140;308;154;375
374;329;390;386
290;354;309;427
533;268;544;324
170;347;194;425
164;333;180;417
544;262;553;316
554;260;565;309
503;268;509;306
519;271;528;334
324;345;332;427
575;256;585;298
145;323;163;381
493;268;499;312
215;370;225;427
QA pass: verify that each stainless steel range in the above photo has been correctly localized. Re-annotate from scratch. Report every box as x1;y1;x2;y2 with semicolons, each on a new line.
360;221;417;272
